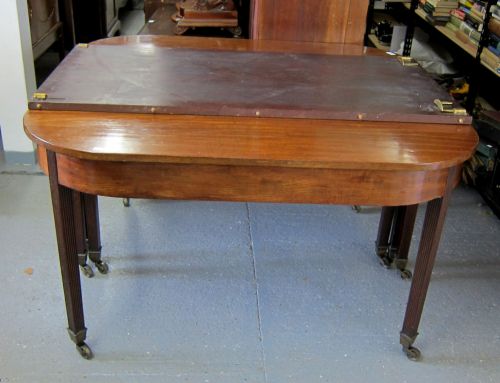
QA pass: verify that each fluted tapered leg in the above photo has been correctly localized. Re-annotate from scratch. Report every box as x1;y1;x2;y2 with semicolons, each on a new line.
376;206;396;258
393;204;418;273
400;166;458;360
47;151;91;358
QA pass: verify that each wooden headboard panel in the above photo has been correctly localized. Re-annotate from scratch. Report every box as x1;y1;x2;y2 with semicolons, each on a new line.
250;0;370;45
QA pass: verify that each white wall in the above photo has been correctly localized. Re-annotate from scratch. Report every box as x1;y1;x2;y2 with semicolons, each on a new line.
0;0;36;153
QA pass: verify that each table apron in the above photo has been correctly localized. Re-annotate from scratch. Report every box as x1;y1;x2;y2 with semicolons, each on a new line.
52;153;454;206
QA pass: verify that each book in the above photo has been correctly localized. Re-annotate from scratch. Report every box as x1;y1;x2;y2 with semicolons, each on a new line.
470;6;485;22
483;47;499;63
489;18;500;37
456;29;479;47
460;19;482;42
481;52;500;72
451;8;466;19
463;12;483;31
450;13;464;28
427;2;459;9
458;0;474;8
489;33;500;51
424;1;458;10
492;5;500;19
445;21;460;31
488;44;500;56
422;0;458;20
460;6;484;25
427;0;458;7
426;14;451;24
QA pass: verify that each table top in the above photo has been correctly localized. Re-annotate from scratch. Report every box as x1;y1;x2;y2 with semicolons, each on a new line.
30;36;468;125
24;36;477;172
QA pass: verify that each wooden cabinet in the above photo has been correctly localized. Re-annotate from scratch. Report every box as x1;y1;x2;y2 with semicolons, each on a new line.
250;0;370;44
28;0;64;59
66;0;121;44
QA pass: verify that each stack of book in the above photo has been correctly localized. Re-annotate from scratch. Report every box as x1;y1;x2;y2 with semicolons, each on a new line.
421;0;459;25
482;2;500;74
450;0;487;47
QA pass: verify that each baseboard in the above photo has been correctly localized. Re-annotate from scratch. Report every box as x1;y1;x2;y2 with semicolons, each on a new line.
0;128;5;163
4;151;36;165
0;150;43;175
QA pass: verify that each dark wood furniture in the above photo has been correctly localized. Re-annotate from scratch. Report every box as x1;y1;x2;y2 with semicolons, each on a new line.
140;6;178;35
63;0;121;44
172;0;240;36
24;35;477;361
142;1;244;38
375;204;419;278
28;0;64;60
145;0;177;21
250;0;370;44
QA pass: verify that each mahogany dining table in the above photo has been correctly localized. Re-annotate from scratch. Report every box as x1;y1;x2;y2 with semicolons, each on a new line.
23;35;478;360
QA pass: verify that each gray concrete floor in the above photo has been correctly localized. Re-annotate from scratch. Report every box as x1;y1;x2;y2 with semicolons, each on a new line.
119;9;146;36
0;173;499;382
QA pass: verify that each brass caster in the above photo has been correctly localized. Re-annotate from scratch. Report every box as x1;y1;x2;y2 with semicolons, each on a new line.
171;12;182;22
375;245;388;258
378;246;396;268
80;264;95;278
95;261;109;274
400;269;412;280
175;25;189;35
230;26;242;38
404;346;421;361
76;342;93;360
379;255;393;269
122;198;130;207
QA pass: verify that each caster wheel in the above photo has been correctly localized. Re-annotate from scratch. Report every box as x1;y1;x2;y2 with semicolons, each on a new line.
375;246;388;258
231;26;242;38
76;342;93;360
352;205;361;213
400;269;412;280
95;261;109;274
405;346;421;361
175;25;189;35
80;264;95;278
122;198;130;207
171;13;182;22
379;256;393;268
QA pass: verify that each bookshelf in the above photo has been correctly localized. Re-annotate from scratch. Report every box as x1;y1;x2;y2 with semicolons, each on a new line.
367;33;392;49
406;2;500;77
366;0;499;111
365;0;409;51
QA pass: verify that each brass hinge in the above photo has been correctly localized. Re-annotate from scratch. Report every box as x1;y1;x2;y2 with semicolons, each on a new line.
33;92;48;100
397;56;418;67
434;99;467;115
77;43;89;48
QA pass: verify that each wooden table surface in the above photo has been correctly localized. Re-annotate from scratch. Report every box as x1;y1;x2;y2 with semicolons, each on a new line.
31;37;469;125
23;35;478;361
26;111;476;171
